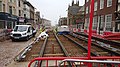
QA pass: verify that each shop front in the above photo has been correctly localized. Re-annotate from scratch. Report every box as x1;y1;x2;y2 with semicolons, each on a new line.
0;12;18;30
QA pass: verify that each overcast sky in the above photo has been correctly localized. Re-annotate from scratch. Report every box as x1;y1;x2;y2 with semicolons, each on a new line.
28;0;85;26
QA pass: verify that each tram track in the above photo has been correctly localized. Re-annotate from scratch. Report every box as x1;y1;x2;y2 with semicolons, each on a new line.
12;31;120;67
75;32;120;49
67;34;111;56
43;32;64;57
16;31;74;66
58;34;88;57
73;32;120;56
20;39;44;62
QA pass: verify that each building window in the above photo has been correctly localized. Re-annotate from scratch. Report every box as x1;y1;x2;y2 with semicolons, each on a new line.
84;18;89;29
18;0;20;7
105;14;112;31
9;6;12;14
0;21;5;29
93;16;97;30
107;0;112;7
94;1;97;11
13;0;16;3
0;1;2;11
100;0;104;9
9;0;12;2
86;6;88;14
3;4;5;12
13;7;16;15
19;10;21;16
86;0;89;2
99;15;104;30
7;21;13;29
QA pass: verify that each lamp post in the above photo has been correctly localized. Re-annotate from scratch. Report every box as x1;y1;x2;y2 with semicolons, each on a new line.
41;15;44;28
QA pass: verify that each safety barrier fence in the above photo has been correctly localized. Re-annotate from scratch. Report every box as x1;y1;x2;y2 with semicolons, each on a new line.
28;57;120;67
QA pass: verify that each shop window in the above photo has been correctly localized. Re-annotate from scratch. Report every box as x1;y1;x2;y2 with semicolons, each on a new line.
0;21;5;29
7;22;12;29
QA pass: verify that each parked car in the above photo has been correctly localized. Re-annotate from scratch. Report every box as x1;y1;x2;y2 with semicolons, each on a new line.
10;25;34;41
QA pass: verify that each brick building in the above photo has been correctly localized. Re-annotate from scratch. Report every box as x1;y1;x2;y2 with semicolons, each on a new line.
84;0;117;33
67;0;81;25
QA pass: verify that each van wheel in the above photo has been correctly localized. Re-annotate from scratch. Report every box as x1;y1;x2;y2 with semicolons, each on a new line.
12;39;16;42
26;36;29;41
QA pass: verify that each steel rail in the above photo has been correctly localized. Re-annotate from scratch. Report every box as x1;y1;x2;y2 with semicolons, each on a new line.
54;33;70;57
63;34;97;56
34;37;48;67
35;32;72;67
73;33;120;56
54;32;73;67
75;32;120;46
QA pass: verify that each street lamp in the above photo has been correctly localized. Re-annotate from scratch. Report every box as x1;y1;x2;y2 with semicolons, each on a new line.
41;15;44;28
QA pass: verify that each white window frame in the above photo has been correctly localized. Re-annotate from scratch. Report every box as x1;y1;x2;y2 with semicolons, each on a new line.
86;6;88;14
100;0;104;9
100;15;104;29
105;14;112;31
93;16;97;30
94;1;97;11
84;18;89;30
86;0;89;2
107;0;112;7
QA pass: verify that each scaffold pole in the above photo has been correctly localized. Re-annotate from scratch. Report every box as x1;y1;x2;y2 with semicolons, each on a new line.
88;0;94;66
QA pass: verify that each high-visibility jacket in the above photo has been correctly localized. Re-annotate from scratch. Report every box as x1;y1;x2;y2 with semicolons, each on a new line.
40;28;43;33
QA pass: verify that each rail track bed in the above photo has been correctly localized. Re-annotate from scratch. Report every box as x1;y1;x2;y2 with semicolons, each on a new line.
43;32;64;57
67;34;111;56
17;32;120;62
58;34;87;57
17;31;65;62
22;40;44;62
73;32;120;56
9;31;120;67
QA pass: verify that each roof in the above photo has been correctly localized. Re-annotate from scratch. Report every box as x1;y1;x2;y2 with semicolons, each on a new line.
24;1;35;9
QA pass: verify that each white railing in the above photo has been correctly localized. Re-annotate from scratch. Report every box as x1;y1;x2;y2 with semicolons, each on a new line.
58;59;120;67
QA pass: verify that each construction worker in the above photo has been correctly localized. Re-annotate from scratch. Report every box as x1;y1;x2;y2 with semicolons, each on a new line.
40;27;43;33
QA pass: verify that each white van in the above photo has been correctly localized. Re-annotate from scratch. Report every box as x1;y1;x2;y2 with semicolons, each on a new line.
10;25;33;41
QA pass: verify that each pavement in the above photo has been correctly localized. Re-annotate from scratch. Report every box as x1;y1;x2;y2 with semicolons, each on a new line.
6;30;41;67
